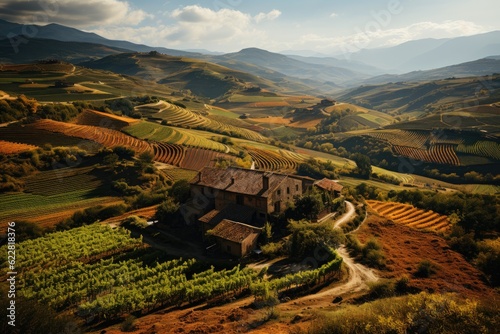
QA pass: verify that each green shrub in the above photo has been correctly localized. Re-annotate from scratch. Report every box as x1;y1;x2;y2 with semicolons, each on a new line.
309;292;498;334
415;259;438;278
120;315;137;332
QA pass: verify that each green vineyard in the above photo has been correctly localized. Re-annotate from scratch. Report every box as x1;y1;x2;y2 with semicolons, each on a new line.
247;147;299;171
0;222;343;321
136;101;267;142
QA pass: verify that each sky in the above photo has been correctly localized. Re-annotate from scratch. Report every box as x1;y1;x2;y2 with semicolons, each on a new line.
0;0;499;55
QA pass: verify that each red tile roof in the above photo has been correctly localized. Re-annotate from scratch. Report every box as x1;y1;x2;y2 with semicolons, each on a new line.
314;178;343;192
199;204;256;226
190;167;288;197
210;219;261;243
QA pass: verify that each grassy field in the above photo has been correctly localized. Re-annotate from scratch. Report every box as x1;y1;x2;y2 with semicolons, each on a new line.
0;190;122;230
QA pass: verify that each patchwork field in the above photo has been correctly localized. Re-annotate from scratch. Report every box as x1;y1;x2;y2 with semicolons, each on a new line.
135;101;267;142
0;140;37;154
366;200;451;233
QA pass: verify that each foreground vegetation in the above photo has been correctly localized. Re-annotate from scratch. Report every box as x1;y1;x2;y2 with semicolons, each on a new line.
307;292;499;334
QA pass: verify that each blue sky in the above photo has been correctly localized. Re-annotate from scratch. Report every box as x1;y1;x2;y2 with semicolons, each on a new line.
1;0;499;54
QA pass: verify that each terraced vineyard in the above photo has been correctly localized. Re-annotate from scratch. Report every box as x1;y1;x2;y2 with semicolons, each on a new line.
181;147;233;171
75;109;139;129
123;121;227;152
393;144;460;165
366;130;429;148
247;147;299;171
150;141;186;166
24;166;102;196
456;140;500;160
0;123;99;150
366;200;450;233
0;140;37;153
31;119;152;154
137;101;267;142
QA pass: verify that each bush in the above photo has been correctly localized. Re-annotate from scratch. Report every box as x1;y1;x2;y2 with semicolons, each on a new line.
309;292;498;334
122;215;148;229
415;259;438;278
120;315;137;332
368;279;395;298
261;242;284;258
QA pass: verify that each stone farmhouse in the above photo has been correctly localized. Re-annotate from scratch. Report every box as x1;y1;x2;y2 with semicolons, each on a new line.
189;166;343;257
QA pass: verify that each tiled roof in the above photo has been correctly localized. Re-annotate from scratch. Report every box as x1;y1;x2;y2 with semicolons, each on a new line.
314;178;344;192
210;219;261;243
199;204;256;226
190;167;288;197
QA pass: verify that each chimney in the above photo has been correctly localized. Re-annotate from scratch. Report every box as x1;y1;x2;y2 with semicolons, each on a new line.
230;177;235;186
262;174;269;190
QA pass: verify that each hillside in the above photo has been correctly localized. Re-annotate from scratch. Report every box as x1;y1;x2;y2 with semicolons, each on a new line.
364;57;500;85
347;30;500;72
0;19;198;57
79;52;291;98
336;74;500;115
210;47;370;88
0;36;131;63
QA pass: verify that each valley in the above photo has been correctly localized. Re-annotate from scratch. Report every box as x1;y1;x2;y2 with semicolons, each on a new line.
0;15;499;334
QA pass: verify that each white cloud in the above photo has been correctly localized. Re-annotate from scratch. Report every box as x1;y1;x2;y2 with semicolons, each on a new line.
292;20;488;54
330;12;338;18
0;0;151;27
254;9;282;23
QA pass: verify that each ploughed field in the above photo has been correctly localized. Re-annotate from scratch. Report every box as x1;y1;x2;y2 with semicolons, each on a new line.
366;200;450;233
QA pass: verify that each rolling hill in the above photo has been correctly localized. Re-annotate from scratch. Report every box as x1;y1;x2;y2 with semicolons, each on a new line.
0;36;131;63
0;19;198;57
79;52;298;98
336;74;500;115
209;47;370;88
346;30;500;72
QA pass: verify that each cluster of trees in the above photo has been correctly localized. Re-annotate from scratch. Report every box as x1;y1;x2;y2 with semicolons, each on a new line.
0;95;84;123
297;158;337;179
0;145;89;192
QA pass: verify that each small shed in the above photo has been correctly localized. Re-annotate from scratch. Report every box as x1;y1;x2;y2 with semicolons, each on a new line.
209;219;261;257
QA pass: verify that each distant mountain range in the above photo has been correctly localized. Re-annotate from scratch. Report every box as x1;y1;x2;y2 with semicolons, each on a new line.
1;18;500;92
344;31;500;72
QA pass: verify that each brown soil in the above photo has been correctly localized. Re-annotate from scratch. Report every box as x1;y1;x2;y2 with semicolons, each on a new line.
355;214;494;299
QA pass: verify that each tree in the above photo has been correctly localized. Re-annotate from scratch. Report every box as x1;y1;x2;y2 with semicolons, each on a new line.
263;222;273;243
352;153;372;179
290;191;324;221
170;179;191;203
113;146;135;160
155;197;180;224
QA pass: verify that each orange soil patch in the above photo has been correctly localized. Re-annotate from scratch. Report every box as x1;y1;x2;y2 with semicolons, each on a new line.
288;118;323;128
251;116;291;125
0;140;37;153
75;109;140;129
355;215;494;299
103;205;158;224
248;101;290;108
366;200;450;233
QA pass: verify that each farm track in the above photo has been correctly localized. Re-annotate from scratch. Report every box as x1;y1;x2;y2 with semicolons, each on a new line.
366;200;450;233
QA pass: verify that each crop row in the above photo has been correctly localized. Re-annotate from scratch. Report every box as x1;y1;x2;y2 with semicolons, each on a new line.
138;101;267;142
180;147;233;171
367;130;429;148
24;166;101;196
150;141;186;166
31;119;152;155
247;148;298;171
392;144;460;165
0;140;37;154
75;109;138;130
367;200;450;233
456;140;500;160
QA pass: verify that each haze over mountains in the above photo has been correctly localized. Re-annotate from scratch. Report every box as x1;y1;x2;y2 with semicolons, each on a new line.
1;18;499;93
